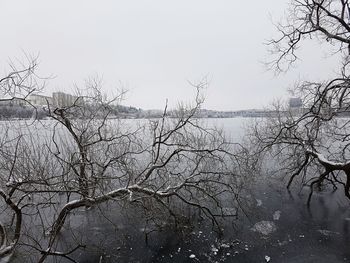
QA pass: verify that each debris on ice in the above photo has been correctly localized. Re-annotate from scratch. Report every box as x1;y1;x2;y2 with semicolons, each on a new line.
317;229;339;236
211;245;219;255
220;243;230;248
251;221;277;235
273;210;281;221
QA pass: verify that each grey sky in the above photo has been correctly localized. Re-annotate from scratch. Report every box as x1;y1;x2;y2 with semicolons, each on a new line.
0;0;341;110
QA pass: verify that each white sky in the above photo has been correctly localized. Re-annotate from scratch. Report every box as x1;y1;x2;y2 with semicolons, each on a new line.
0;0;341;110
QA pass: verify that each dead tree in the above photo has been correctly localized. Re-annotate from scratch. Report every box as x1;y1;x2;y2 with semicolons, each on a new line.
0;75;242;262
249;0;350;205
267;0;350;72
0;56;44;260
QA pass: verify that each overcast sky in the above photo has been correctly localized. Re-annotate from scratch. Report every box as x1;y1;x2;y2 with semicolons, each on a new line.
0;0;341;110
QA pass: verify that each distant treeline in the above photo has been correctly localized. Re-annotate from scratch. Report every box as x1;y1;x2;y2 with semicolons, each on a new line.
5;103;347;120
0;105;47;120
0;104;149;120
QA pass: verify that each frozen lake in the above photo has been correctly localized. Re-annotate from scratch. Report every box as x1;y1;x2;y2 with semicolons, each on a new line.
3;118;350;263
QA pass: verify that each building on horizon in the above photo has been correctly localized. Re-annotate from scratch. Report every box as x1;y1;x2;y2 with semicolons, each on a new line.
289;97;303;109
53;92;77;107
26;92;84;108
27;94;53;107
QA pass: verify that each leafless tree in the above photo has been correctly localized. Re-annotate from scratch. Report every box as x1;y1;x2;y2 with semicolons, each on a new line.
249;0;350;205
0;55;44;104
267;0;350;72
0;69;243;262
0;55;45;260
